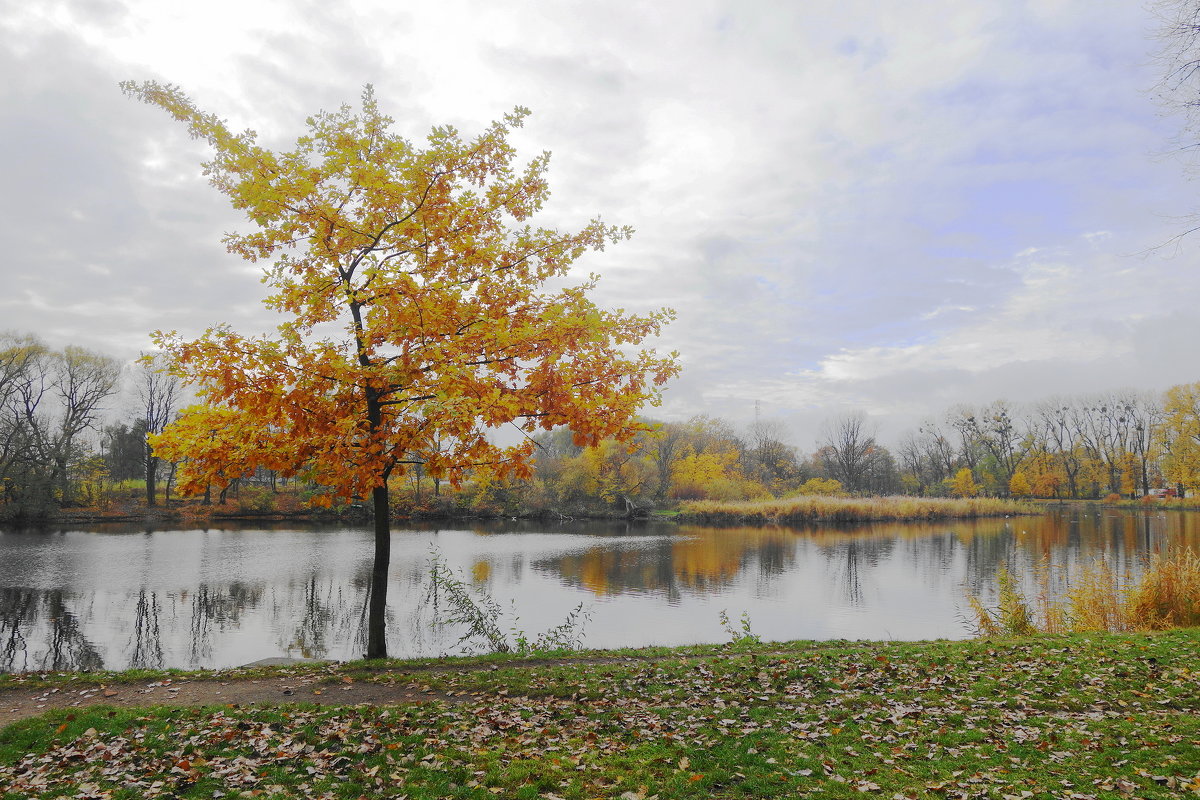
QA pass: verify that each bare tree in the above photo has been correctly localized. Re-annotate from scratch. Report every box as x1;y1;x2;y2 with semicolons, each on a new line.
0;334;50;513
897;420;959;494
817;411;878;493
1153;0;1200;242
946;405;985;473
646;420;686;501
1034;398;1087;499
46;347;121;502
136;353;182;507
745;418;800;490
951;401;1027;495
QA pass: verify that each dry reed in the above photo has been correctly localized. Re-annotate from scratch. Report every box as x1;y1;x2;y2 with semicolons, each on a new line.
970;547;1200;635
680;494;1032;526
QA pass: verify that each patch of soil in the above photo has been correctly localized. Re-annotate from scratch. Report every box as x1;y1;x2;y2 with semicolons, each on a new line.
0;674;452;727
0;651;732;727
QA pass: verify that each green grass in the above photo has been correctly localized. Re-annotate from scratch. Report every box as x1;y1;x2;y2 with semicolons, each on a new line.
4;631;1200;797
678;494;1035;526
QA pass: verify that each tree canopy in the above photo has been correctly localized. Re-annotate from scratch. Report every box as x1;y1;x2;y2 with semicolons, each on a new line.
123;82;679;656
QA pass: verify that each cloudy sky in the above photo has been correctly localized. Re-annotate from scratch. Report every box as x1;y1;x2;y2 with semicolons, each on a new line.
3;0;1198;450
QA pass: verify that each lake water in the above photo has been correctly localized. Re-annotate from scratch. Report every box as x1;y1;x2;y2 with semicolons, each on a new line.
1;508;1195;672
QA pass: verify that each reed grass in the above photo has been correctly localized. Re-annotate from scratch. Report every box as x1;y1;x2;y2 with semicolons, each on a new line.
970;547;1200;635
679;494;1033;525
968;567;1037;636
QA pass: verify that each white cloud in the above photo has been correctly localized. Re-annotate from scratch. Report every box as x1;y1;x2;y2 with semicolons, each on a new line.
2;0;1198;452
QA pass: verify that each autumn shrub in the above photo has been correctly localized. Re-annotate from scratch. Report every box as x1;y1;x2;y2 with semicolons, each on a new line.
719;609;761;646
236;487;275;514
1156;496;1200;509
1104;492;1122;504
671;475;769;502
425;553;509;653
446;477;529;516
272;492;304;514
789;477;844;496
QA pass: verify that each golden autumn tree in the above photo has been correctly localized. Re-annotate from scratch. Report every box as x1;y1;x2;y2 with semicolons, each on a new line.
123;82;679;658
1007;469;1032;499
1160;382;1200;495
948;467;980;498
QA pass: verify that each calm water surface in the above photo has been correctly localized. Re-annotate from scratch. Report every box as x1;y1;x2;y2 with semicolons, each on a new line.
0;508;1195;672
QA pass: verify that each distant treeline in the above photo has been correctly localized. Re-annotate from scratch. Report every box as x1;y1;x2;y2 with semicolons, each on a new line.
5;330;1200;520
0;332;178;521
500;386;1198;516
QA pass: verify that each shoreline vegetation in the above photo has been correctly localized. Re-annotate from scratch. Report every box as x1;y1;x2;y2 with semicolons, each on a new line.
27;492;1047;528
28;491;1200;527
970;547;1200;635
2;631;1199;797
676;494;1036;526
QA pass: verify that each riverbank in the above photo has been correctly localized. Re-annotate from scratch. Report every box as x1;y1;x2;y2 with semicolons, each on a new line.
3;630;1198;798
31;498;645;527
22;492;1048;529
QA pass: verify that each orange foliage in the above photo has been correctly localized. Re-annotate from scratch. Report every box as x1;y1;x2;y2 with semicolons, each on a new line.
125;82;680;502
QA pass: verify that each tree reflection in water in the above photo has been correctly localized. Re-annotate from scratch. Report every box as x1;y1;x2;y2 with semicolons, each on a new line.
0;588;102;672
829;540;864;606
128;589;163;669
0;587;35;671
188;583;265;667
286;575;373;661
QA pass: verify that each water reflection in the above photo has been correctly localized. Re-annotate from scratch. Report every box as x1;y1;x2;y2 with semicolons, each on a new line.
0;588;103;672
0;508;1196;671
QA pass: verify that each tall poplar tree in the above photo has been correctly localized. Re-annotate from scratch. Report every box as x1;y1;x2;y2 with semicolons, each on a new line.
123;82;678;658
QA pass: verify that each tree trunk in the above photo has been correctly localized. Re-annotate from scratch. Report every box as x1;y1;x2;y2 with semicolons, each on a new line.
145;442;158;507
53;456;69;505
366;484;391;659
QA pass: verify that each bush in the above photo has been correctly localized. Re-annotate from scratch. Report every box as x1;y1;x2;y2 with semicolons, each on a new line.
236;487;275;514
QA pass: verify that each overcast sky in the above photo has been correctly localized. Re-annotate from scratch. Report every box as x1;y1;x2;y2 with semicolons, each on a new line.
3;0;1198;450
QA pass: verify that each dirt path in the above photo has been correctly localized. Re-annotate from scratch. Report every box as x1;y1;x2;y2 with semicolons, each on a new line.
0;673;454;727
0;654;660;727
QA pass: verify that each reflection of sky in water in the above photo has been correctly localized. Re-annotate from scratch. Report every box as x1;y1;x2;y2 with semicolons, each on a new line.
0;510;1195;671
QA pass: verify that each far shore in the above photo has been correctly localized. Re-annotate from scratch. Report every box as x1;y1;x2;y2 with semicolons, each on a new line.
8;493;1186;530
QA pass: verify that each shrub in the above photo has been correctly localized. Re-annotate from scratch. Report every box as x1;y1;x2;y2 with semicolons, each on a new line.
236;486;275;514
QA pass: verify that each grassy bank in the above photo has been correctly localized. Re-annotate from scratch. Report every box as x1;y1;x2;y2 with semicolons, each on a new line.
3;631;1199;798
678;494;1034;526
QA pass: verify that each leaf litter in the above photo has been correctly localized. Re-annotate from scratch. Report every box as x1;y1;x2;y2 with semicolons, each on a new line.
2;631;1199;798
